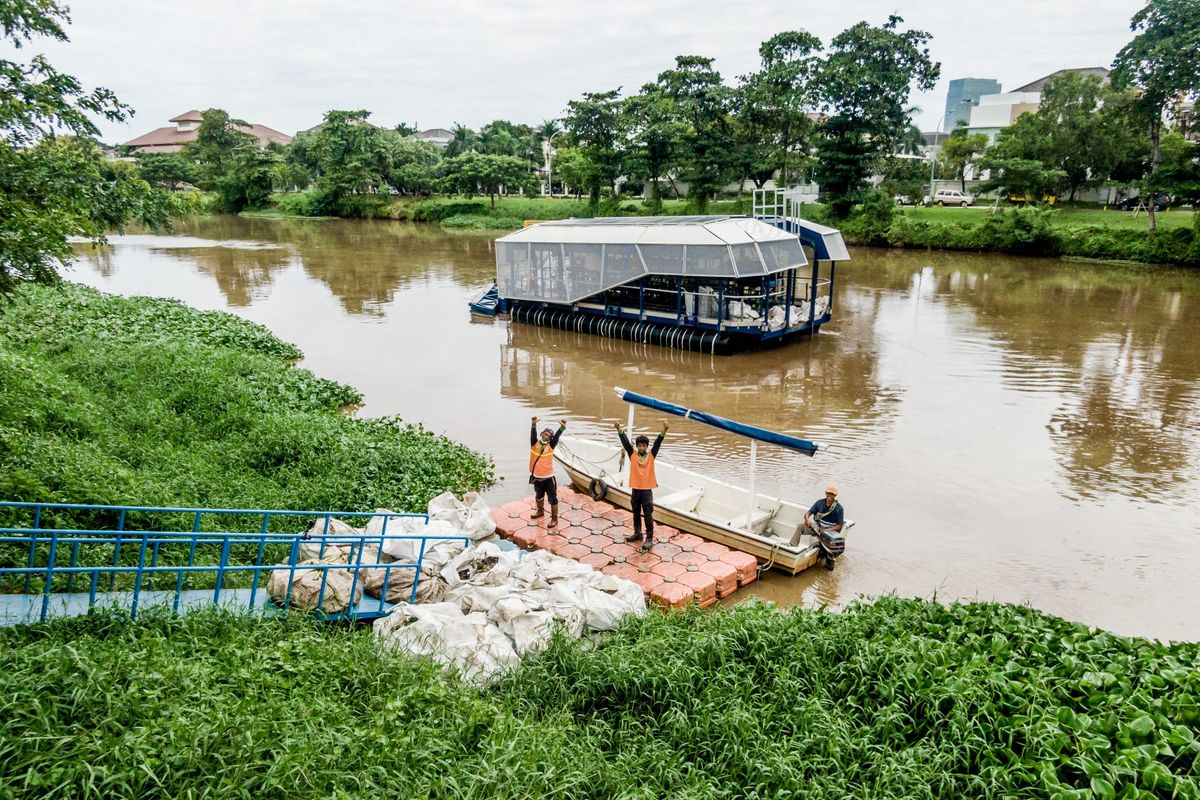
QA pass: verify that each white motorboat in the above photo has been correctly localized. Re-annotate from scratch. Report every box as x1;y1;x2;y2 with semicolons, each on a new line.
553;388;854;575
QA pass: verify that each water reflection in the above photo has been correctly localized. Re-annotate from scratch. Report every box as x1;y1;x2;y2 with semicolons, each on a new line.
159;243;292;307
853;252;1200;504
143;216;497;315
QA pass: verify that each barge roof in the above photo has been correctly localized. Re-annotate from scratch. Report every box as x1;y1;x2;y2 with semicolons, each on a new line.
498;215;801;246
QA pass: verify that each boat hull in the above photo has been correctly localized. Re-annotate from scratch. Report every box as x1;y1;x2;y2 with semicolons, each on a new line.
554;439;823;575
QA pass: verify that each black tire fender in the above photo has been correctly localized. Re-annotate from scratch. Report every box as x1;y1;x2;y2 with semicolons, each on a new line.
589;478;608;501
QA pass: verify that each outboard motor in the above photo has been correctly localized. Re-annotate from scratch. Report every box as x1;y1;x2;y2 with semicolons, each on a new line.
817;527;846;570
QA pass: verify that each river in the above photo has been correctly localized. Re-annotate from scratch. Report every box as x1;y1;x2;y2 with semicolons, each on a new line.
70;215;1200;641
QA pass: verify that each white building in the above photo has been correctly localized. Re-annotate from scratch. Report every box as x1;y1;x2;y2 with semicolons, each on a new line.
966;67;1110;142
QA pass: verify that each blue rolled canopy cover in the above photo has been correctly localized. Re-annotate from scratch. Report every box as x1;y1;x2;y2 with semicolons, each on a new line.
619;389;819;456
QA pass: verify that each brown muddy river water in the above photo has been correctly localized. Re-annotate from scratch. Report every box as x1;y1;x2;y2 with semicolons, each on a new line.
71;215;1200;640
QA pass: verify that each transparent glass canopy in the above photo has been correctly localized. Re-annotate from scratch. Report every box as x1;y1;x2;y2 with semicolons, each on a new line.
495;216;812;305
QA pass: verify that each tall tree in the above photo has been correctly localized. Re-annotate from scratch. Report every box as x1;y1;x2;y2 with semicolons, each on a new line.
939;121;989;192
1111;0;1200;231
654;56;734;212
182;109;254;189
563;89;625;210
1150;131;1200;223
445;123;478;158
813;16;940;218
387;138;442;196
215;144;280;212
549;146;592;200
1036;72;1141;200
624;85;682;211
0;0;187;295
295;110;396;215
740;31;823;186
442;151;532;207
479;120;535;162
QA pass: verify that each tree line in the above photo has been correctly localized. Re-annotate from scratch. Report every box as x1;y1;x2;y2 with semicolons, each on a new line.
3;0;1199;296
135;16;942;220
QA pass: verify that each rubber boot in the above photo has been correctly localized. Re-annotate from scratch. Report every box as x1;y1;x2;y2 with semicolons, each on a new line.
531;498;544;519
548;504;559;529
625;530;644;543
640;534;654;553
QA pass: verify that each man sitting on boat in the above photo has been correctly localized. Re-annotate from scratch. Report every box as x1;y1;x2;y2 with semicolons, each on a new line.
791;485;845;556
614;420;669;552
530;417;567;529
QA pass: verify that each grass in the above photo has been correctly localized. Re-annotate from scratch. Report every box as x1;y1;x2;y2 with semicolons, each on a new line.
901;204;1198;233
0;597;1196;798
0;282;495;562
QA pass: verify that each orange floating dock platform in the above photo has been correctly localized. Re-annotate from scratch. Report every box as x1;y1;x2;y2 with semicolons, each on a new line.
491;486;759;608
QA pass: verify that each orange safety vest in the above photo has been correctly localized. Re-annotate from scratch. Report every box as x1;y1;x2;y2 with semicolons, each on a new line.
529;444;555;479
628;452;657;490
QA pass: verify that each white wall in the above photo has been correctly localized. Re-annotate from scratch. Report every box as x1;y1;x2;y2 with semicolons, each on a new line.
969;92;1041;128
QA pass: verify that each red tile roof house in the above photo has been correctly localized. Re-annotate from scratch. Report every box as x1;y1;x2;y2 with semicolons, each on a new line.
122;110;293;154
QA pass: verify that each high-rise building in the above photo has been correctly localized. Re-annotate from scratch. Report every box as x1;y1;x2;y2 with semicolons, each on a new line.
944;78;1002;130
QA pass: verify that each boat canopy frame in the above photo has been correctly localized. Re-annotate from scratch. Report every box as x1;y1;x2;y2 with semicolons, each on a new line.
614;386;822;527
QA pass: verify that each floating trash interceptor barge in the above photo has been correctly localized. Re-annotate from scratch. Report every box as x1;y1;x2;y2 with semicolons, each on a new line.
470;189;850;354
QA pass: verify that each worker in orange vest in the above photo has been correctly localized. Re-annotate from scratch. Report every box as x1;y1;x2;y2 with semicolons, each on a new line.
530;416;566;528
614;419;668;552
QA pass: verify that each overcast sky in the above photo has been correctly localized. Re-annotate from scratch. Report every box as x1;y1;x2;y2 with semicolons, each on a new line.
12;0;1145;142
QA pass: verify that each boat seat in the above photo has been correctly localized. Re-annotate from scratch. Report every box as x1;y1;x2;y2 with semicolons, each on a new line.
656;487;704;513
725;507;775;531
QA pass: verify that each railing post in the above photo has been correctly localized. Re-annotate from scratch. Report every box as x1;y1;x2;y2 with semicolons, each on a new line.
109;509;127;591
131;533;150;620
213;535;232;606
409;536;430;605
23;505;42;593
809;258;818;327
248;513;270;610
828;262;837;314
40;529;60;623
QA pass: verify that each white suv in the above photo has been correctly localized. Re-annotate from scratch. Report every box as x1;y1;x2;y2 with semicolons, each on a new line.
928;189;975;207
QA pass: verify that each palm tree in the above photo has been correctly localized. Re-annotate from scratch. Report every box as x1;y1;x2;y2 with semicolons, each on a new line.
898;121;926;156
535;119;560;145
446;123;478;158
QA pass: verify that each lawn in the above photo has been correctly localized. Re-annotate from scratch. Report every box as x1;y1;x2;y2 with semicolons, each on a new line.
901;204;1197;232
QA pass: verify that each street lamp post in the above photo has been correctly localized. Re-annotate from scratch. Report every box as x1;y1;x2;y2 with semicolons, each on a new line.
545;130;563;198
927;121;945;205
927;100;972;205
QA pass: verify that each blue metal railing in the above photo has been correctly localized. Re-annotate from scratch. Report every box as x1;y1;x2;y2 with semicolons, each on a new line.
0;502;468;625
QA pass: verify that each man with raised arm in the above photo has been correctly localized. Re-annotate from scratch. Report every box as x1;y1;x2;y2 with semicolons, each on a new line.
615;419;669;552
529;416;566;528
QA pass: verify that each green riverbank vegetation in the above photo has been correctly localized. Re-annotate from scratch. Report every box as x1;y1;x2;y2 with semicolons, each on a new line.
0;283;495;536
2;598;1197;798
836;193;1200;266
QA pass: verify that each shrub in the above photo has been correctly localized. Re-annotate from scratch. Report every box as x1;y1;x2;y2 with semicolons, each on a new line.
844;190;898;246
440;214;523;230
272;190;325;217
975;207;1062;256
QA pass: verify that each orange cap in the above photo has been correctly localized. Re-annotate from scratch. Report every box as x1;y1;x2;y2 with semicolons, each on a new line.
825;485;838;495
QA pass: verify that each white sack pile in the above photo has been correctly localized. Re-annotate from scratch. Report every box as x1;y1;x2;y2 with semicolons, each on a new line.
373;542;646;683
767;295;832;331
265;491;493;612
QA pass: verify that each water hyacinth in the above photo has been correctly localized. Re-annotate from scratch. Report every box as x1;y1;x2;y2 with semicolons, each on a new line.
0;283;496;544
1;598;1196;799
